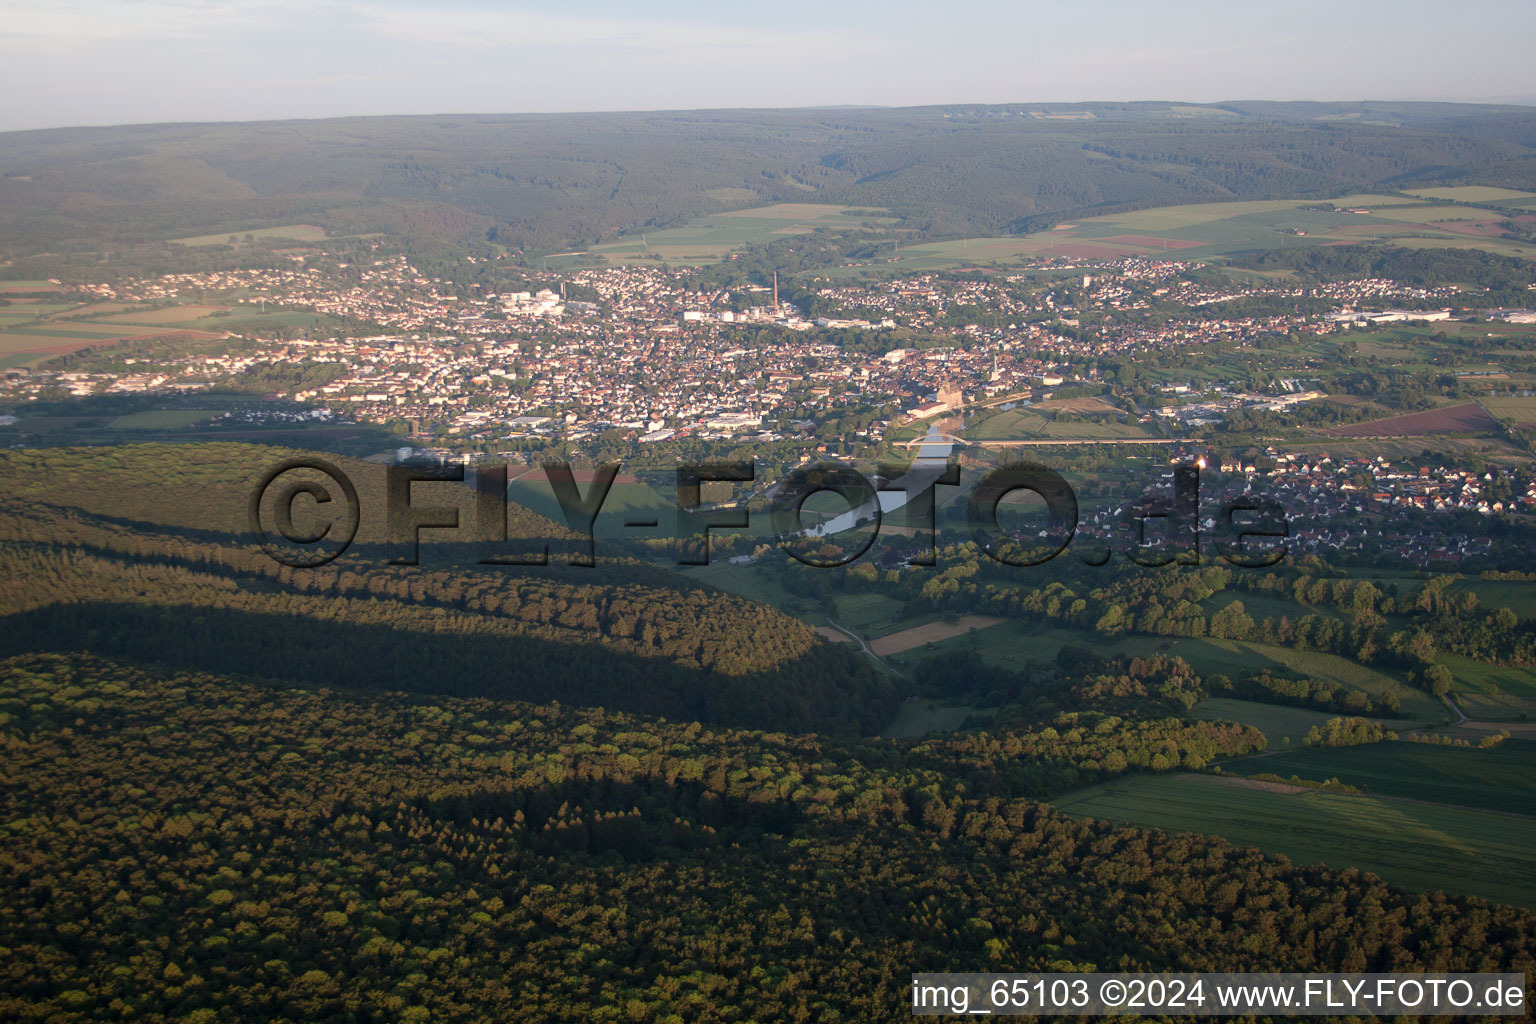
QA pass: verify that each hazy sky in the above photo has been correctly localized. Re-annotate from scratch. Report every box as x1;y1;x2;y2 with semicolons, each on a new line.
3;0;1534;132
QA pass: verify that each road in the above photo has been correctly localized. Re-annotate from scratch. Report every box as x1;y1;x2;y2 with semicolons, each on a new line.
826;619;906;678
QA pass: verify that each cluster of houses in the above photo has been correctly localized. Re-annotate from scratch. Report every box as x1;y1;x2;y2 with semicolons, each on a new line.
0;253;1512;473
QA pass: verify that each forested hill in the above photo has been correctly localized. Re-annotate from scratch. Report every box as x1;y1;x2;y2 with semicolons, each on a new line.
0;444;896;734
0;652;1531;1021
3;101;1535;256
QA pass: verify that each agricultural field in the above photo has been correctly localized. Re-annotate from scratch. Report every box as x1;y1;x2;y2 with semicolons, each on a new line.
1403;186;1536;204
1328;402;1501;438
1456;692;1536;722
876;191;1536;273
1290;434;1528;466
869;615;1004;656
1479;395;1536;427
831;592;908;634
967;407;1157;441
1030;395;1125;415
107;409;222;430
587;204;897;262
0;299;239;369
84;304;232;324
1358;204;1499;223
1223;739;1536;815
1452;578;1536;620
170;224;329;246
882;619;1090;672
1143;636;1443;720
1327;193;1435;208
1387;235;1536;261
1189;697;1371;748
1435;652;1536;700
874;618;1441;717
1053;772;1536;907
888;617;1229;674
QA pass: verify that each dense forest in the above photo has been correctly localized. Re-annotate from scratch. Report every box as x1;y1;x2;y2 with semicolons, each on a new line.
3;442;1534;1019
4;101;1536;263
1228;244;1536;301
1;652;1531;1022
0;445;895;734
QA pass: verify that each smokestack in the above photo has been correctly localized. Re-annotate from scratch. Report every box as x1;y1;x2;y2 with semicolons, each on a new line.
773;271;779;313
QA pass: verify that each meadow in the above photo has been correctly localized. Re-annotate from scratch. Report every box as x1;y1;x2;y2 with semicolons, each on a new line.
170;224;329;246
107;410;222;430
0;299;239;369
967;407;1156;441
1189;697;1371;748
881;701;983;738
874;617;1441;718
1224;739;1536;815
878;191;1536;272
89;304;232;324
830;592;908;634
1053;772;1536;907
587;204;898;262
1479;395;1536;427
1403;186;1536;204
1434;652;1536;701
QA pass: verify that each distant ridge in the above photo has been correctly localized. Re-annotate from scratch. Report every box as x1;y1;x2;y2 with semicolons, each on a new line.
3;101;1534;259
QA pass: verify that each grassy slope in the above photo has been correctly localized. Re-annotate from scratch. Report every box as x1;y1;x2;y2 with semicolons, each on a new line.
1053;772;1536;907
1224;739;1536;815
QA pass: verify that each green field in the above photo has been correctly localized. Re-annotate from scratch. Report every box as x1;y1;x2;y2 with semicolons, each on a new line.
968;408;1156;441
107;410;222;430
876;619;1439;718
571;190;1536;274
882;619;1109;672
1390;235;1536;261
1327;193;1429;207
832;592;909;634
882;701;983;738
1458;692;1536;720
1054;772;1536;907
0;325;147;341
1157;637;1443;719
1479;395;1536;426
588;204;897;262
89;303;233;325
1435;652;1536;702
869;191;1536;273
1191;697;1369;748
1403;186;1536;204
681;563;795;613
171;224;328;246
185;309;333;332
1225;739;1536;815
1359;204;1494;223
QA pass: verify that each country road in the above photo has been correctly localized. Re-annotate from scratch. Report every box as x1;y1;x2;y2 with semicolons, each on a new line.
826;620;906;678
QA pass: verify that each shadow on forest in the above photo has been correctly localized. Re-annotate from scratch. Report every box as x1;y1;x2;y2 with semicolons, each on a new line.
403;776;808;862
0;601;893;735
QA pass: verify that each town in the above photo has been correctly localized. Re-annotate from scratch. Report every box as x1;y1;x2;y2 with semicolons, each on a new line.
5;245;1535;571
